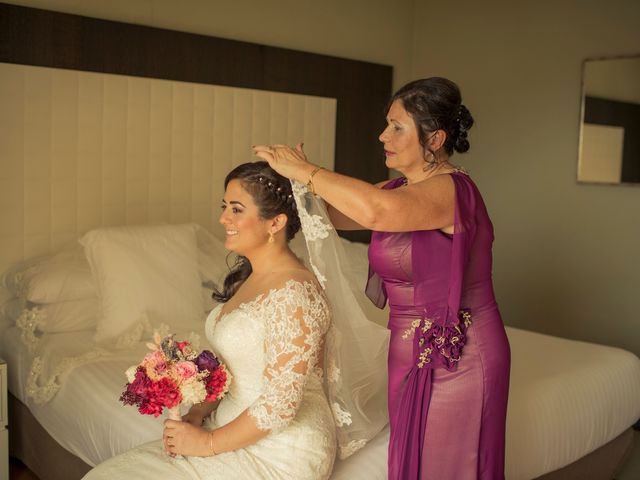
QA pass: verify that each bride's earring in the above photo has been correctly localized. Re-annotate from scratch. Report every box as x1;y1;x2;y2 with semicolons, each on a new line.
268;231;275;244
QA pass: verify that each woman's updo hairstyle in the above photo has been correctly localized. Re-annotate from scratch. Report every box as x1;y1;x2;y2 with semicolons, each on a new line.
390;77;474;157
212;161;301;303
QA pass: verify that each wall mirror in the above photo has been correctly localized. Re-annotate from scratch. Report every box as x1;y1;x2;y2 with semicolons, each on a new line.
578;55;640;185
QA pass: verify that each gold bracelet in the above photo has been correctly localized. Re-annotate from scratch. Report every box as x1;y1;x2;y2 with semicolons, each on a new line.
306;166;324;195
209;431;217;456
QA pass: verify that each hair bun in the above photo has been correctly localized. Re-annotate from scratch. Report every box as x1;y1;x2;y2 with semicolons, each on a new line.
457;104;474;131
453;104;473;153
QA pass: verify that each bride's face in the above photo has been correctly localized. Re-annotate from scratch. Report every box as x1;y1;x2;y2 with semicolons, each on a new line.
219;179;270;255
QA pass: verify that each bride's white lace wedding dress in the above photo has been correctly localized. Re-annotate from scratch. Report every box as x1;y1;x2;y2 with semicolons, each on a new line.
83;279;337;480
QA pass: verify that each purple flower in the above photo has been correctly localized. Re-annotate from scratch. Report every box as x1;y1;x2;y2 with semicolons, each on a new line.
120;367;151;406
195;350;219;372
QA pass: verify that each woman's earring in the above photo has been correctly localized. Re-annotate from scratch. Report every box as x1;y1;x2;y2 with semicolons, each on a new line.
422;154;437;171
268;231;275;244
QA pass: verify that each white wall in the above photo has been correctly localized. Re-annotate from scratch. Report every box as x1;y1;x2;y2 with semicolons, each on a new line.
411;0;640;356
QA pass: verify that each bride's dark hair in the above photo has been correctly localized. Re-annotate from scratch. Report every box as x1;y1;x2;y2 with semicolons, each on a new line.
212;161;301;303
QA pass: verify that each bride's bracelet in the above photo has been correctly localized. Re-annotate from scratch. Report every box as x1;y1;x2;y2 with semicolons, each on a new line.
209;431;217;456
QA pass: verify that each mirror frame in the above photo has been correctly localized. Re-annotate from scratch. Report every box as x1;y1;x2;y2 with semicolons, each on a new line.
577;53;640;187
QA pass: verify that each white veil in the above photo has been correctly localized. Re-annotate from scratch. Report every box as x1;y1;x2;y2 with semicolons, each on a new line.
291;181;390;459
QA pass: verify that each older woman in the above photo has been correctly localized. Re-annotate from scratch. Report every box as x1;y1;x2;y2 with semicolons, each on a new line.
254;77;510;479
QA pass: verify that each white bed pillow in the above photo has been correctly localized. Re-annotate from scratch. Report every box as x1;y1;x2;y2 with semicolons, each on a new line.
80;224;204;345
33;298;99;333
0;297;25;321
0;247;96;303
194;225;230;285
0;297;25;337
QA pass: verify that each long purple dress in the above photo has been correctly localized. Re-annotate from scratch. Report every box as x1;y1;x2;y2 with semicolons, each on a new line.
367;172;510;479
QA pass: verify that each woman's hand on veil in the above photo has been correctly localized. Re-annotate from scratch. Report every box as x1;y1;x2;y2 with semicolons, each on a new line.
163;419;212;457
252;143;316;183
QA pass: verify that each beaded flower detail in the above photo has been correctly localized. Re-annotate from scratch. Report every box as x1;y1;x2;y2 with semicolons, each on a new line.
403;309;472;370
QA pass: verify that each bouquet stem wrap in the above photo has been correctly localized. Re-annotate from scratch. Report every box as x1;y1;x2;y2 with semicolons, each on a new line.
167;405;181;421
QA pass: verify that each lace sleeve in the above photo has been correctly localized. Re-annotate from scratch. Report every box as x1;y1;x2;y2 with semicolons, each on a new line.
247;280;330;431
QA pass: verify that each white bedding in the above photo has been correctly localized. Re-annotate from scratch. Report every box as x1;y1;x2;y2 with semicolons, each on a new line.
3;324;640;480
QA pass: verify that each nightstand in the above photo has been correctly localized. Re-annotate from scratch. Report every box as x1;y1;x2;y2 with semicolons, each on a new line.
0;358;7;480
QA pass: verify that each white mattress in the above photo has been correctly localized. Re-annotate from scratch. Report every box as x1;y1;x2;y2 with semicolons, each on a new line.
3;325;640;480
505;327;640;479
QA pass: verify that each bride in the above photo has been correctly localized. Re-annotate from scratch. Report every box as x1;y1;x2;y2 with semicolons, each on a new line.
83;161;388;479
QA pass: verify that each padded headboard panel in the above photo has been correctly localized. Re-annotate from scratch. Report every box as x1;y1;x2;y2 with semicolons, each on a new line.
0;2;393;273
0;62;335;273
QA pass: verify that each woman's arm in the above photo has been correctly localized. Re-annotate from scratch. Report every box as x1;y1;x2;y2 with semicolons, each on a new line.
325;180;390;231
181;400;220;427
254;145;455;233
163;409;268;457
327;202;366;231
312;169;455;232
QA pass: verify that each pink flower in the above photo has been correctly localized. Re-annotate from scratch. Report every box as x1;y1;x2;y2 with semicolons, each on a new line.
154;361;168;375
174;361;197;379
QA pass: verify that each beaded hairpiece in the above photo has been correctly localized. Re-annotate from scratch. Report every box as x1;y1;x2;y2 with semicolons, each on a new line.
256;176;296;207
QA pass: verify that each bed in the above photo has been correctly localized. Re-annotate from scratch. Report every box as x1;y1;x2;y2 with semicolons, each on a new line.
1;233;639;480
0;3;639;480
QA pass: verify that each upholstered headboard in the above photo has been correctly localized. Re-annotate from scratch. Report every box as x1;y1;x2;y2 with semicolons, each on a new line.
0;2;392;274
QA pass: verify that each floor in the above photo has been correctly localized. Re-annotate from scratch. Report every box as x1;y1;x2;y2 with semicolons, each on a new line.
8;431;640;479
9;457;38;480
616;429;640;480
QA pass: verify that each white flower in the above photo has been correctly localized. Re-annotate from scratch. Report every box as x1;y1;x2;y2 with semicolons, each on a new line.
125;366;137;383
179;376;207;404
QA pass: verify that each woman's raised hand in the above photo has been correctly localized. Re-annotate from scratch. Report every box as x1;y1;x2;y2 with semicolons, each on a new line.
252;143;314;183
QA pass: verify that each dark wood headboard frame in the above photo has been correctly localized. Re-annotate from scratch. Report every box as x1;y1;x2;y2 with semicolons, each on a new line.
0;2;392;242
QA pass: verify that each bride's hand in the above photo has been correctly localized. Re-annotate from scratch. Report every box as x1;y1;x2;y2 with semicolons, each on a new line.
181;410;206;427
252;143;315;183
163;419;212;457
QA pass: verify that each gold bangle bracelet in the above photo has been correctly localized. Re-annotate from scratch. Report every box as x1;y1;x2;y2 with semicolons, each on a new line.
209;431;217;456
306;166;324;195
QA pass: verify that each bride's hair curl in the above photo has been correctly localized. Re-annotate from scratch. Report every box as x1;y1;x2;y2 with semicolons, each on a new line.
212;161;301;303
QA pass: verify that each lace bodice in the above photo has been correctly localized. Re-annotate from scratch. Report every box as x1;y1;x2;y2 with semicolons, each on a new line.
84;278;337;480
206;279;330;432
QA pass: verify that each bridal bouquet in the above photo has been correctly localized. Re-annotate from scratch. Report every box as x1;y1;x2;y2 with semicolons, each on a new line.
120;333;231;420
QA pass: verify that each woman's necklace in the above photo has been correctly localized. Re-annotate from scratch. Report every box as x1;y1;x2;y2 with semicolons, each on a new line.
402;163;467;186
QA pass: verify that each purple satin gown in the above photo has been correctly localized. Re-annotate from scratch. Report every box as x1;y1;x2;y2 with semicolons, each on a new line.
367;173;510;479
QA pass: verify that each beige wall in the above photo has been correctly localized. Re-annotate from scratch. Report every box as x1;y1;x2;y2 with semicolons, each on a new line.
411;0;640;355
6;0;415;88
7;0;640;356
